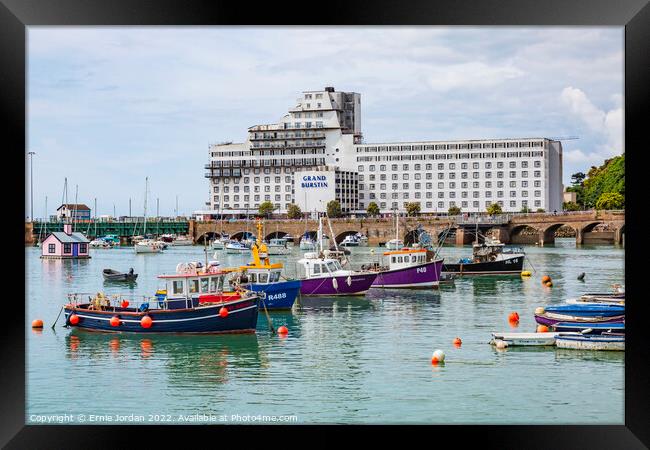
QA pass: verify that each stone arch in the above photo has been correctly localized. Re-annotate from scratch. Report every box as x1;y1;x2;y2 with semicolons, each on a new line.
265;231;289;241
618;224;625;245
510;224;541;245
231;231;256;241
196;232;217;245
579;221;603;234
335;230;360;244
542;223;578;244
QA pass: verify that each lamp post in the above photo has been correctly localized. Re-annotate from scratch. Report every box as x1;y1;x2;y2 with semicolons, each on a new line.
28;151;35;221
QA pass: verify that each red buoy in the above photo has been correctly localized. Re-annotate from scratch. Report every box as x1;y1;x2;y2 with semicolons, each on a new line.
140;315;153;328
541;275;551;284
508;317;519;328
121;300;130;308
31;319;44;328
453;337;462;347
69;314;79;325
219;307;229;318
508;312;519;322
278;325;289;335
537;325;549;332
110;316;120;327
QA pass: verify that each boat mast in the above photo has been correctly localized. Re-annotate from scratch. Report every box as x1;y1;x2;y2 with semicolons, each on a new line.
396;209;399;243
143;177;148;236
317;214;323;253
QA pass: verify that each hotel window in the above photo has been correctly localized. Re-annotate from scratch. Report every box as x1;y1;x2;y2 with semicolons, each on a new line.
534;190;541;197
473;201;479;208
254;195;260;201
48;244;55;253
497;191;503;198
403;174;409;180
472;162;479;169
510;200;516;207
473;172;479;179
521;171;528;178
275;186;281;192
275;176;281;183
369;174;375;181
461;172;468;179
414;164;421;170
392;193;399;199
485;191;492;198
380;174;386;180
426;202;432;208
461;163;468;169
403;193;410;199
223;195;230;202
402;164;409;171
370;193;376;199
414;183;421;189
213;187;219;193
522;181;528;188
534;171;541;177
509;162;516;168
369;165;376;171
522;200;529;207
485;172;492;178
414;173;421;180
380;165;386;171
534;181;541;187
521;161;528;168
426;173;432;180
449;182;456;189
521;191;528;197
461;201;468;207
234;195;240;201
403;183;409;189
472;181;479;188
369;184;375;190
438;173;444;179
535;200;541;207
426;192;432;198
244;195;250;201
264;186;271;192
497;162;504;168
438;192;444;198
391;164;398;170
426;183;433;189
275;195;281;201
391;174;397;180
380;183;387;190
358;165;364;171
497;181;504;188
254;186;260;192
473;191;479;198
461;192;468;198
438;182;444;189
449;192;456;198
426;164;432;170
254;177;260;183
392;183;398;190
534;161;541;168
438;202;445;208
510;191;516;197
485;181;492;188
510;181;517;187
449;163;456;170
265;195;271;201
509;171;516;178
438;163;444;170
461;182;468;189
485;162;492;169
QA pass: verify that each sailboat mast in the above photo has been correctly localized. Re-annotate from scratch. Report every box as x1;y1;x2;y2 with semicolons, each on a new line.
143;177;148;235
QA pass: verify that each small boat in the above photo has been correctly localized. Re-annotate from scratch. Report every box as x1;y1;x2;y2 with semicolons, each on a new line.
555;333;625;351
228;221;301;310
266;238;291;255
63;266;260;334
101;235;121;246
212;234;230;250
171;235;193;246
283;234;296;246
550;321;625;334
357;233;369;247
442;238;525;275
296;217;377;296
226;241;250;254
439;272;456;284
384;239;404;251
340;235;360;247
90;239;112;249
134;239;163;254
539;304;625;318
369;247;444;289
154;240;169;250
103;268;138;282
535;312;625;327
490;332;580;347
299;234;317;251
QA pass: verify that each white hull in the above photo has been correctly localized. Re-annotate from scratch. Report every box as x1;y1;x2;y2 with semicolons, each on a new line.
555;336;625;351
385;240;404;251
490;332;583;347
171;239;193;246
300;241;316;250
267;246;291;255
134;244;162;254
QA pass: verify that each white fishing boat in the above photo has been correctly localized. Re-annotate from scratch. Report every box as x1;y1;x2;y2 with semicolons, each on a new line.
90;239;111;249
489;332;578;347
212;233;230;250
226;241;250;254
357;233;369;247
266;238;291;255
134;239;163;254
555;333;625;351
299;234;317;250
171;235;193;246
340;234;360;247
384;211;404;250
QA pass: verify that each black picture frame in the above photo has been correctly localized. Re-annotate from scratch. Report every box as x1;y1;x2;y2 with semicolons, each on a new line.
3;0;647;447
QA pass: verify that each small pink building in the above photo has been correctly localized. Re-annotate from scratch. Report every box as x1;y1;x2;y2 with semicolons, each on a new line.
41;223;91;259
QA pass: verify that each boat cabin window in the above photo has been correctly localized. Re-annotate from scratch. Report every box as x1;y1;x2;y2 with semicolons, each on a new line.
270;271;280;282
392;256;396;263
411;255;417;262
327;261;340;272
189;279;199;294
209;277;219;292
258;272;269;284
313;264;321;275
398;256;403;263
249;273;257;283
172;280;184;295
200;277;210;293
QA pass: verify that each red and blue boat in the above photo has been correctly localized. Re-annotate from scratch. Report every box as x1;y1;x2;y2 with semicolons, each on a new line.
369;247;444;289
229;220;301;310
63;264;260;334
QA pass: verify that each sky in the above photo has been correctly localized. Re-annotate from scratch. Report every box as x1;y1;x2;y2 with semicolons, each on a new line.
27;27;623;219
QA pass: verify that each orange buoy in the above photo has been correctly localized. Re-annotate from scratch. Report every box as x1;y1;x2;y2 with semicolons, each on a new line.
541;275;551;284
69;314;80;325
219;307;229;318
110;316;121;327
545;281;553;287
278;325;289;335
537;325;549;333
140;315;153;328
431;349;445;365
121;300;130;308
453;337;462;347
508;317;519;328
31;319;44;328
508;312;519;322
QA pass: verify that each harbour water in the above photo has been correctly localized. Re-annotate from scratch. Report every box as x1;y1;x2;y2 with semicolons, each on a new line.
26;239;624;424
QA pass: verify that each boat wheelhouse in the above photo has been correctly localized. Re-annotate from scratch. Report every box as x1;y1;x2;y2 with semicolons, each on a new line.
226;241;250;254
442;238;525;275
340;235;360;247
266;237;291;255
369;247;444;289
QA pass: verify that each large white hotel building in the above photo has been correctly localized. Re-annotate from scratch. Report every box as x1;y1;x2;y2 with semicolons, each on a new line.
202;87;563;216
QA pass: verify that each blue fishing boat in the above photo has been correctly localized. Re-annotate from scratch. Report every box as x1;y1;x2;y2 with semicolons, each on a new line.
555;333;625;351
541;303;625;318
229;220;301;310
551;321;625;334
63;265;260;334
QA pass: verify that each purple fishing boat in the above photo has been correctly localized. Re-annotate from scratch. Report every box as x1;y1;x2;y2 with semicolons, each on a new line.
534;312;625;327
367;247;444;289
297;253;378;296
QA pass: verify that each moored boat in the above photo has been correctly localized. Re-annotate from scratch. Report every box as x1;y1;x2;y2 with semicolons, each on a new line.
266;237;291;255
340;235;360;247
171;235;193;246
90;239;112;249
134;239;163;254
369;247;444;289
225;241;250;254
539;304;625;318
489;332;581;347
299;234;317;251
63;267;259;334
102;268;138;282
550;321;625;334
442;238;525;275
555;333;625;351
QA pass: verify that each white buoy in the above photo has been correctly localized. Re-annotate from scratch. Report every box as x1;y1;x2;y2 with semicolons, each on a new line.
431;349;446;364
332;277;338;290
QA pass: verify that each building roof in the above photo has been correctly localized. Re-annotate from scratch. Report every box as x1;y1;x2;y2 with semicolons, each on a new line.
57;204;91;211
50;231;90;243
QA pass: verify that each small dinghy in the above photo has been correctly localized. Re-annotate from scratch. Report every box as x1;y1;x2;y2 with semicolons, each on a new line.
490;331;582;347
555;333;625;351
551;321;625;334
103;268;138;282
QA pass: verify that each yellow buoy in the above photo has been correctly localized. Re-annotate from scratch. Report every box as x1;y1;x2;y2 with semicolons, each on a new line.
534;306;545;315
520;271;532;277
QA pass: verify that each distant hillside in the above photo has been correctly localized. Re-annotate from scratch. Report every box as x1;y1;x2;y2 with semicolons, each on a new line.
583;154;625;208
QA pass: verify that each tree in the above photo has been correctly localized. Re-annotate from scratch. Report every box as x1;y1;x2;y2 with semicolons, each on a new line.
571;172;586;187
520;206;532;213
258;201;275;218
448;205;461;215
326;200;342;218
536;208;545;213
563;201;581;211
405;202;421;216
595;192;625;210
366;202;380;216
486;203;502;215
287;203;302;219
582;155;624;208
